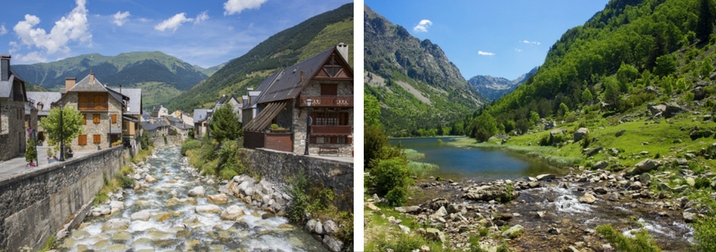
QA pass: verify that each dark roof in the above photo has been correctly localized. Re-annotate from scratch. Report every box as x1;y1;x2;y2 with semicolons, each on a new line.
244;71;281;110
255;48;335;104
193;109;210;123
139;119;170;131
26;92;62;115
0;63;26;100
109;87;142;115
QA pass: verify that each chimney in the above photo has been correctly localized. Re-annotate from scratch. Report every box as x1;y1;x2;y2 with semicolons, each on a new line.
242;95;248;104
65;77;77;92
336;43;349;62
1;55;10;81
37;102;44;112
89;73;95;84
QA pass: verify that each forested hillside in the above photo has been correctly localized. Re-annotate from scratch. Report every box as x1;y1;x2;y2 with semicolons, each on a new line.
462;0;716;139
168;3;354;112
364;5;484;137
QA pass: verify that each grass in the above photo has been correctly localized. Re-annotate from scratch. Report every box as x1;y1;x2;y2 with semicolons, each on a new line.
132;146;154;163
596;224;661;252
403;149;425;161
37;235;56;252
407;161;439;178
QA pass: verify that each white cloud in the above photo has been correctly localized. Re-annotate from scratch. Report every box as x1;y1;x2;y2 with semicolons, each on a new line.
224;0;268;16
113;11;130;26
12;0;91;56
514;48;522;52
16;51;48;63
195;11;209;24
521;40;540;45
478;50;495;56
155;13;194;32
0;24;7;35
413;19;432;32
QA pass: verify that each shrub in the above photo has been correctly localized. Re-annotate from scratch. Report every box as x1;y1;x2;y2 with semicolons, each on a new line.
181;139;202;156
596;224;661;252
216;141;247;180
116;174;134;189
163;135;168;144
287;170;309;224
371;158;413;206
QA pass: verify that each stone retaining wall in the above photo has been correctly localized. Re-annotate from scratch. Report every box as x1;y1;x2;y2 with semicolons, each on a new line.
242;148;353;211
0;146;123;251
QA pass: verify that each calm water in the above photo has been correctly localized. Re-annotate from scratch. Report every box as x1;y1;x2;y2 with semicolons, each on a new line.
390;137;567;182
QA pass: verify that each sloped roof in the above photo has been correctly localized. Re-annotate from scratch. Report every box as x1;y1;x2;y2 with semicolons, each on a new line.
0;65;26;99
69;74;108;92
140;119;170;131
256;48;335;104
109;87;142;115
244;100;288;132
26;92;62;115
193;109;210;123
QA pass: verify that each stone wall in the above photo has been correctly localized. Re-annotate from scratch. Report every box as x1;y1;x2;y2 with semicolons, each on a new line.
0;146;123;251
242;148;353;211
0;98;26;161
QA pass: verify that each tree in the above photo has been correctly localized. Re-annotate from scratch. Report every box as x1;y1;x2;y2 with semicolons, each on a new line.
25;137;36;163
209;105;242;143
700;57;714;77
653;54;677;77
603;76;621;108
581;89;594;103
558;102;569;117
697;0;715;43
365;92;381;127
470;113;498;142
616;62;639;89
40;106;84;148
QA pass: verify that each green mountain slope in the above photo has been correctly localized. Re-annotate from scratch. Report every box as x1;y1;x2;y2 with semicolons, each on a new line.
168;3;354;112
13;51;208;110
364;5;485;137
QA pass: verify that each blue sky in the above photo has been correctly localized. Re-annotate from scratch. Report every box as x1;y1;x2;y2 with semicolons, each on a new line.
366;0;610;80
0;0;351;68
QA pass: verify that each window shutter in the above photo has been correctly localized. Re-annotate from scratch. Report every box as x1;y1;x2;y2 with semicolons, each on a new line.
78;135;87;145
93;114;100;124
93;134;101;144
320;84;338;96
83;114;87;125
111;114;117;123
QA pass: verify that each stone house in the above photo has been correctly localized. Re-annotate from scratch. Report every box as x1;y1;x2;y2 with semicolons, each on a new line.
152;105;169;118
243;43;353;156
172;110;194;126
0;55;30;161
109;87;142;150
139;117;170;138
215;93;242;118
55;73;129;152
25;92;62;143
193;109;210;138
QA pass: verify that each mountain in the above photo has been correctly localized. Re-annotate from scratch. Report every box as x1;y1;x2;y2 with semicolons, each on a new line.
364;5;485;136
468;67;539;101
168;3;354;112
194;63;226;77
13;51;208;109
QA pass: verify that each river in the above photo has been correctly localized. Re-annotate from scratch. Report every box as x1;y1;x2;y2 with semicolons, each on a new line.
390;137;567;182
56;145;327;251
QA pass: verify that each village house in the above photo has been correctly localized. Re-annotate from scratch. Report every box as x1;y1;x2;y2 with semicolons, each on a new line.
139;117;170;138
193;109;210;138
152;105;169;118
0;55;30;161
243;43;353;156
171;110;194;126
55;73;129;152
109;87;142;150
25;92;62;144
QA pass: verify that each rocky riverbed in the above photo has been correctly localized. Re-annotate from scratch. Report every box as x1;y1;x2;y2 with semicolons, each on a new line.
55;146;329;252
367;159;712;251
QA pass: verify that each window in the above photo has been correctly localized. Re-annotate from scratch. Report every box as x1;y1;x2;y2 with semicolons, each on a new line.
93;114;100;124
93;134;101;144
320;84;338;96
311;111;349;126
111;114;117;124
78;135;87;145
83;114;87;125
322;54;342;77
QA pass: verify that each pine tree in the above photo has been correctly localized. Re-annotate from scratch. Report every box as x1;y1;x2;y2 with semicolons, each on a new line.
209;105;242;143
697;0;715;43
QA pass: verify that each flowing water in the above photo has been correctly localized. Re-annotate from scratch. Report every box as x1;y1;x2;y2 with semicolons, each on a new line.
57;146;327;252
395;137;694;250
390;137;567;182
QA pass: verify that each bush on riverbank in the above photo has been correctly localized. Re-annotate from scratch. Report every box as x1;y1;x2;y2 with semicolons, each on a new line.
596;224;661;252
370;157;413;206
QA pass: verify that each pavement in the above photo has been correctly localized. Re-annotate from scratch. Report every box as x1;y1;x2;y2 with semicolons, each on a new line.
0;145;94;180
310;154;354;164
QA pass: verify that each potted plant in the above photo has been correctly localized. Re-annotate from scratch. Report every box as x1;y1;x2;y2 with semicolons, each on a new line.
269;123;288;133
66;147;74;158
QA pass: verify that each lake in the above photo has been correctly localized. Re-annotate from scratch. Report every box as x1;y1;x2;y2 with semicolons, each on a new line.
390;137;568;182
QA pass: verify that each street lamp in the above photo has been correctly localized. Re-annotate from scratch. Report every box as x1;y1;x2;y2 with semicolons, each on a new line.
109;113;112;148
304;98;312;155
58;101;64;161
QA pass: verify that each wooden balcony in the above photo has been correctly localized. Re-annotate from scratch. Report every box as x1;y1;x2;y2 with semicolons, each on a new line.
310;125;352;135
299;96;353;108
78;102;108;111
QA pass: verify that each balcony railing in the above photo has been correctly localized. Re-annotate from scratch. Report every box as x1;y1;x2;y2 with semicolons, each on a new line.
310;125;352;135
78;102;108;111
299;96;353;108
